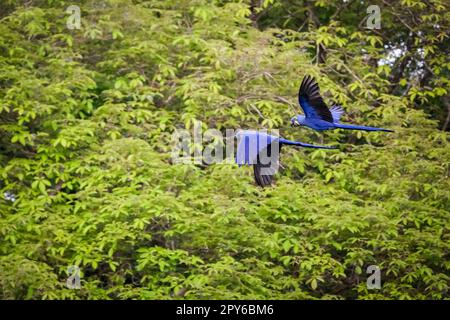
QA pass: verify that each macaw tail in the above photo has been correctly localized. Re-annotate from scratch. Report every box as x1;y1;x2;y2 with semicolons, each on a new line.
279;138;337;149
334;123;393;132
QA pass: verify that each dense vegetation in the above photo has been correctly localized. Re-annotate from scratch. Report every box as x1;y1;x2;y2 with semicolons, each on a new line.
0;0;449;299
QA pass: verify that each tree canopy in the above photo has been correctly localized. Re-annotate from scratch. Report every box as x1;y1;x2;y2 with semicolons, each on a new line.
0;0;449;299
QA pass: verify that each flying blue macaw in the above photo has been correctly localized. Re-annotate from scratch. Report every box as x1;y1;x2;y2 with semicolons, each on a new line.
235;130;336;187
290;75;393;132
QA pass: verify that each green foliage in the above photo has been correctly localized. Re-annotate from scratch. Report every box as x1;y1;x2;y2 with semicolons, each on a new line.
0;0;449;300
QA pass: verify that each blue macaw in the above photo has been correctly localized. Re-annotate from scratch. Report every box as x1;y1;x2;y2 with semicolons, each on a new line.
290;75;393;132
235;130;336;187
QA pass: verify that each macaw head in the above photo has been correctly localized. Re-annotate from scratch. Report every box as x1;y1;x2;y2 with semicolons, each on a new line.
290;115;305;127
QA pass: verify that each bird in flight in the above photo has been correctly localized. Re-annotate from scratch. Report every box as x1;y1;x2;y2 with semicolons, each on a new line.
235;130;336;187
291;75;393;132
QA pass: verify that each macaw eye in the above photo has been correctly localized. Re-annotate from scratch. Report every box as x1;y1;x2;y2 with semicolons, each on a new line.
291;119;300;127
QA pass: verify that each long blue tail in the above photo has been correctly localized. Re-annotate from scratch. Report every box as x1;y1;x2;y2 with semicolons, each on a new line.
335;123;393;132
279;138;337;149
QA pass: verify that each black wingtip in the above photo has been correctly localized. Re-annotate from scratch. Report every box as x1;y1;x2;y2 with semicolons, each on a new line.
300;74;315;93
253;164;274;187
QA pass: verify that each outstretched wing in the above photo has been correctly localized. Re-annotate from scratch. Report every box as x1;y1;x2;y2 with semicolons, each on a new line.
235;130;279;165
330;104;344;123
235;130;280;187
298;75;333;123
253;146;277;187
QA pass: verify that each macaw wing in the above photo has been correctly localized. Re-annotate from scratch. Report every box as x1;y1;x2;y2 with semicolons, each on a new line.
235;130;280;165
253;159;276;187
298;75;333;123
235;130;280;187
330;104;345;123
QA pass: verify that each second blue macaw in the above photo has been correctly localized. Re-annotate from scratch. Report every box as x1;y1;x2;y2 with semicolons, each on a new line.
290;75;393;132
235;130;336;187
